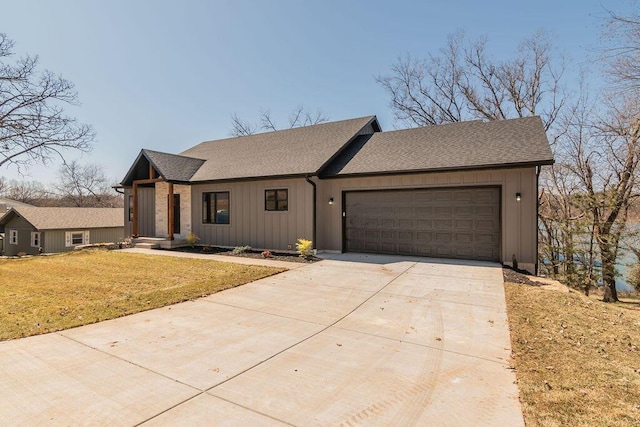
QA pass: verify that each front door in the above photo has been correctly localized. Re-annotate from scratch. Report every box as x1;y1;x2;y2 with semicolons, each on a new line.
173;194;180;234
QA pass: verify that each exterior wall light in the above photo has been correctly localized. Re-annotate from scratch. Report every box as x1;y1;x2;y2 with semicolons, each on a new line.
329;197;334;205
516;192;522;203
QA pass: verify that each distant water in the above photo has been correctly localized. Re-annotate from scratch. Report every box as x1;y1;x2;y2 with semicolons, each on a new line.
616;250;636;293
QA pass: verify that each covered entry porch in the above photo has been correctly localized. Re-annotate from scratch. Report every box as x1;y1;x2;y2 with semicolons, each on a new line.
121;149;200;243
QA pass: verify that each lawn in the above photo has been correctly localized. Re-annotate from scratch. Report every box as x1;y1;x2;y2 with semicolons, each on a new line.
0;250;284;341
505;281;640;426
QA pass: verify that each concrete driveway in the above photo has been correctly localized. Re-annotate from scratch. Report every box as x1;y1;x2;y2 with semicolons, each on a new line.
0;254;523;426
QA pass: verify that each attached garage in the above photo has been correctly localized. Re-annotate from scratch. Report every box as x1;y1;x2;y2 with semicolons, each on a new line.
344;187;500;261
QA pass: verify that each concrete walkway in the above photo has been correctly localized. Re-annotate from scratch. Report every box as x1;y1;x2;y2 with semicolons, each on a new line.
0;254;523;426
119;247;307;269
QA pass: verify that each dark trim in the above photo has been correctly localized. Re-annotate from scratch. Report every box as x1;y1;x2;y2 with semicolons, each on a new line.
535;165;541;276
341;191;347;253
341;185;502;262
264;189;289;212
202;191;230;225
304;176;317;249
314;116;381;176
321;160;555;180
187;173;312;185
120;150;147;186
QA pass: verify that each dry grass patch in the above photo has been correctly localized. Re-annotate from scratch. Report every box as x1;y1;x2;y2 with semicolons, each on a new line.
0;250;283;340
505;281;640;426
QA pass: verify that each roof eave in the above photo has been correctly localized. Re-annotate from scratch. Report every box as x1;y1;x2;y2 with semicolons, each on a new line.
0;208;37;229
188;172;316;185
321;159;555;179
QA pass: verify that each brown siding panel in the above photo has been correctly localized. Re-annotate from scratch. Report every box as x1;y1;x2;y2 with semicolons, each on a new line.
190;178;313;251
317;167;538;271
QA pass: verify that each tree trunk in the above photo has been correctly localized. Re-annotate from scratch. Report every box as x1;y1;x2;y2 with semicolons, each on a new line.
601;251;619;302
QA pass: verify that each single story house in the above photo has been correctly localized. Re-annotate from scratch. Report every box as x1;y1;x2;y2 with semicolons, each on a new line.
0;207;124;256
120;115;554;274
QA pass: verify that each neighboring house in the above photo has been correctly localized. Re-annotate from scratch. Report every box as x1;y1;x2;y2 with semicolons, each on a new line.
0;198;34;254
0;207;124;256
120;115;554;274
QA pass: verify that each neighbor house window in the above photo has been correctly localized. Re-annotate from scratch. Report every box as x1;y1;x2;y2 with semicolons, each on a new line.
31;232;41;248
265;189;288;211
128;195;134;222
202;192;230;224
9;230;18;245
65;231;90;247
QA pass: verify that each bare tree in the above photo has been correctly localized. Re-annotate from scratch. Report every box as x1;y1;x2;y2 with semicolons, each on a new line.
0;178;48;204
602;5;640;93
0;33;94;173
379;25;640;303
54;161;122;207
230;105;329;136
376;30;566;132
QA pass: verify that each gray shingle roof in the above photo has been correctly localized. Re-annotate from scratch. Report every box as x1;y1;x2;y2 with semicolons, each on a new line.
143;149;206;182
181;116;377;181
0;207;124;230
0;198;33;211
325;116;553;177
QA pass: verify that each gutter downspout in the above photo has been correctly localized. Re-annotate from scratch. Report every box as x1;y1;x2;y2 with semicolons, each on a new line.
305;175;317;249
535;165;541;276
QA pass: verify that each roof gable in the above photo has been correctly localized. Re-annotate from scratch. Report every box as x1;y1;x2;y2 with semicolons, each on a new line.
324;116;554;177
121;149;205;186
0;207;124;230
181;116;378;181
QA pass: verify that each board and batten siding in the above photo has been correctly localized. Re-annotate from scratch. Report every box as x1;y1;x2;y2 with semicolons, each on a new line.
124;187;156;237
316;167;538;272
2;215;38;256
190;178;314;251
43;227;124;254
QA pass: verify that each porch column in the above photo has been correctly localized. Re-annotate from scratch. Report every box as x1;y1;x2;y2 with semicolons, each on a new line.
131;177;163;238
167;182;174;240
132;182;139;237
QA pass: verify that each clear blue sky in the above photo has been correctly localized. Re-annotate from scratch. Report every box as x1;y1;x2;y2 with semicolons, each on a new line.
0;0;623;185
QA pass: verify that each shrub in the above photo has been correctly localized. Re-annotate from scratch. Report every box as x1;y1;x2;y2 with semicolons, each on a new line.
118;237;134;249
232;245;252;254
296;238;313;259
186;233;199;247
627;263;640;291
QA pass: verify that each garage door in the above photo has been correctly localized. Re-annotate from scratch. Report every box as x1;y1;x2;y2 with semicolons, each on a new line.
344;187;500;261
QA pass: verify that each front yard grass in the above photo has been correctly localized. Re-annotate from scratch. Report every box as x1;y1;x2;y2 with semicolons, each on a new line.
0;250;284;341
505;282;640;426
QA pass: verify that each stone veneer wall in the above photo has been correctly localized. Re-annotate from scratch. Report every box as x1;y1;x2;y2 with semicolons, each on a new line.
154;182;192;238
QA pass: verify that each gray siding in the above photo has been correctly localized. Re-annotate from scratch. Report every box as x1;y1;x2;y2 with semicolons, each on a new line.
124;187;155;237
43;227;124;254
190;178;314;251
3;215;38;256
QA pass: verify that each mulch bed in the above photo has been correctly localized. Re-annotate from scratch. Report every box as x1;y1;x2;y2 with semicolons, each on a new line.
166;245;320;263
503;266;546;286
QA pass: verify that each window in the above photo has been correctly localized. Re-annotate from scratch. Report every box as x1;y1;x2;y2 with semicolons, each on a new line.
65;231;90;247
128;195;134;222
9;230;18;245
202;192;230;224
72;233;84;245
31;232;41;248
265;189;288;211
